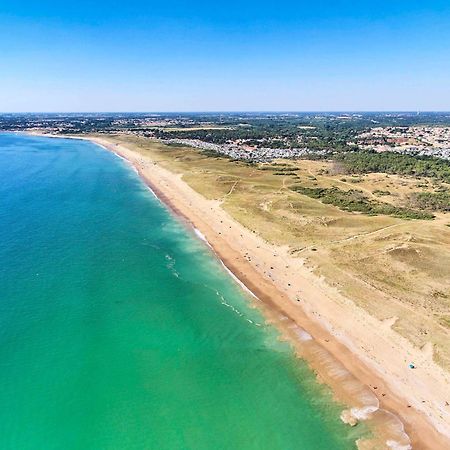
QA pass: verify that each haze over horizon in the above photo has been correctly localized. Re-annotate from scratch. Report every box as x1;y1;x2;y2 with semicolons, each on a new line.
2;111;450;115
1;0;449;112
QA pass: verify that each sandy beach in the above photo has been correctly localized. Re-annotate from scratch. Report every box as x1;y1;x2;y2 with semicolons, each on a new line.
36;133;450;449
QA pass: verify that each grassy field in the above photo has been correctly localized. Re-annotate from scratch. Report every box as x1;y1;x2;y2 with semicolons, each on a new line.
100;135;450;369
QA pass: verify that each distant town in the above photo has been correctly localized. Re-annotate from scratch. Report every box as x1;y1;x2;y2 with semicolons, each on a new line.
1;112;450;162
355;126;450;160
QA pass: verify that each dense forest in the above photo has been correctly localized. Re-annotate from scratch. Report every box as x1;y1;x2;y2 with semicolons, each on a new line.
337;151;450;183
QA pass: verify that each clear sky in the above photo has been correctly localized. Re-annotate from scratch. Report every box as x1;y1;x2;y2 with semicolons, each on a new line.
0;1;449;112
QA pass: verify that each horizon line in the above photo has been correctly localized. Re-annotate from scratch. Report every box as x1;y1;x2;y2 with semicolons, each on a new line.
1;110;450;115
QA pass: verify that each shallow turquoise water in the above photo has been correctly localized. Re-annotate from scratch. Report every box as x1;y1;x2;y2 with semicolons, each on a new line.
0;133;360;449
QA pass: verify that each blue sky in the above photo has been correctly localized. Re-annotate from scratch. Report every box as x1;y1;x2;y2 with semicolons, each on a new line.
0;1;449;111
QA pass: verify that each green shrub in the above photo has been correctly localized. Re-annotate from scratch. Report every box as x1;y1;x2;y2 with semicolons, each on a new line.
373;190;391;196
290;185;434;220
409;191;450;212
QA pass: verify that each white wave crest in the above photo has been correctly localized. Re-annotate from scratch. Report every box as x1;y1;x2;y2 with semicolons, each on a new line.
386;440;412;450
350;405;379;420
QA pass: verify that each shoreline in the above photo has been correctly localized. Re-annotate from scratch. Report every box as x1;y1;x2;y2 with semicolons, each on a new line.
29;132;450;449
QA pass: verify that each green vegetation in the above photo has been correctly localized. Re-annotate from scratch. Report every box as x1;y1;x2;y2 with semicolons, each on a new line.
373;189;391;196
337;151;450;183
148;116;363;151
409;191;450;212
258;165;298;173
290;186;434;220
440;316;450;329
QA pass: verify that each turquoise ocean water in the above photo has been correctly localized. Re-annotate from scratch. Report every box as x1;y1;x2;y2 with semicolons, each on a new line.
0;133;361;449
